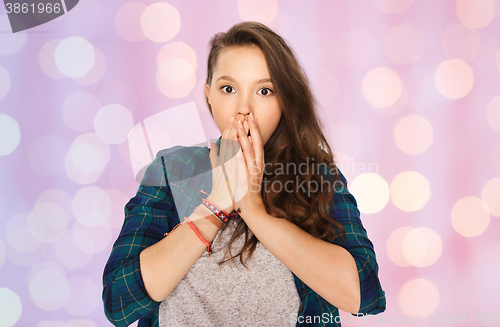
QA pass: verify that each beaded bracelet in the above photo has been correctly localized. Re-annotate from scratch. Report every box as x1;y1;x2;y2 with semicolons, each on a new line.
193;206;223;228
164;217;213;258
202;198;241;223
185;217;213;258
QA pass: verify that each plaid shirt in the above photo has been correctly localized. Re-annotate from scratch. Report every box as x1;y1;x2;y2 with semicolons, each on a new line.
102;138;386;327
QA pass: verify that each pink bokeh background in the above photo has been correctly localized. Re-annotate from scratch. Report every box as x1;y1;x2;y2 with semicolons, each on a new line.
0;0;499;326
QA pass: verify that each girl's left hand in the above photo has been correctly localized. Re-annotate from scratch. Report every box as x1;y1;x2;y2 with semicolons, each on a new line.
232;113;265;215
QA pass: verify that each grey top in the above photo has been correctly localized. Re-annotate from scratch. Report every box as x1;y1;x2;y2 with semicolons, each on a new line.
159;217;302;326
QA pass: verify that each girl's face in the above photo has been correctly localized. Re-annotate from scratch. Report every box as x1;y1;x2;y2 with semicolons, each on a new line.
205;44;282;145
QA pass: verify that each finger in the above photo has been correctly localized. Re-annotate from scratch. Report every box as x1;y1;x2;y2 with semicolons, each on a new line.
221;116;236;161
248;113;263;165
244;120;249;137
236;116;256;166
222;115;236;139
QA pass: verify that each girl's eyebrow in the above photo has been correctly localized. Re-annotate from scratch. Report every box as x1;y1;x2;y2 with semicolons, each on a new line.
216;75;272;84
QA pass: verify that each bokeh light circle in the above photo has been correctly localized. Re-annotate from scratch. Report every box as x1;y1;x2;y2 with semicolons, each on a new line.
0;288;22;326
487;95;500;134
28;202;68;244
72;186;112;227
55;231;93;269
72;47;107;86
97;80;137;112
115;2;147;42
62;91;101;132
350;173;390;214
362;67;402;108
94;104;134;145
481;177;500;217
451;196;490;237
456;0;495;29
385;24;424;65
441;23;481;62
28;135;66;176
6;239;43;268
386;227;413;267
141;3;180;43
39;39;66;79
6;212;42;253
403;227;442;267
238;0;278;25
65;133;110;184
159;59;195;82
0;64;11;101
29;269;70;310
434;59;474;99
63;276;100;316
35;189;73;219
390;171;431;212
0;114;21;156
157;42;197;70
70;144;106;174
55;36;96;78
157;59;196;98
72;220;112;254
399;278;439;316
394;115;434;155
0;15;27;56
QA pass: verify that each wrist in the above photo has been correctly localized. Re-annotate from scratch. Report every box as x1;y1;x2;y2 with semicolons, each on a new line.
206;195;233;213
238;199;266;219
194;205;223;229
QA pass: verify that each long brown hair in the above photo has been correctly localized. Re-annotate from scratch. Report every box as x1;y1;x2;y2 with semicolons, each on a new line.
205;21;346;268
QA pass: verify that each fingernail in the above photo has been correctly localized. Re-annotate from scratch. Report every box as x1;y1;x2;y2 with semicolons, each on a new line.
229;116;235;122
249;114;254;122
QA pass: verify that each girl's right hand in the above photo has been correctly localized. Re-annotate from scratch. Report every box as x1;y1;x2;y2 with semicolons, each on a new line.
206;115;240;215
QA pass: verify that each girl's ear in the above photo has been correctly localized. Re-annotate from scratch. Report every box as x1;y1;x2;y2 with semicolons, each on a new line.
205;84;211;105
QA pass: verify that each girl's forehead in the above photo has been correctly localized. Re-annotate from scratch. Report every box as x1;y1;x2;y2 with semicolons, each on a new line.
214;46;268;75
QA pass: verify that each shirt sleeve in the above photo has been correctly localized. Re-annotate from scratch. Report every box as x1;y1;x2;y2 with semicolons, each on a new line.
331;167;386;316
102;155;177;327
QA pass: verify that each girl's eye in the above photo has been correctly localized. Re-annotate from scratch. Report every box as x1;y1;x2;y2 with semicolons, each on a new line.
259;87;274;96
221;85;235;94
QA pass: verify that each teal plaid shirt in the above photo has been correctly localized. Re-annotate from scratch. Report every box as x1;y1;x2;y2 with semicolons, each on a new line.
102;139;386;327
